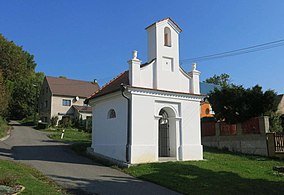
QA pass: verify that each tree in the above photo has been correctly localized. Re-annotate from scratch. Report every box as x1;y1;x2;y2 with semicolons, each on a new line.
0;70;8;115
0;34;44;119
208;84;277;124
205;73;231;87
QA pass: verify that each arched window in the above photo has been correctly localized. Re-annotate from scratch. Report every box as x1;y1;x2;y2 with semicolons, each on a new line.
159;109;169;124
107;109;116;119
164;27;171;47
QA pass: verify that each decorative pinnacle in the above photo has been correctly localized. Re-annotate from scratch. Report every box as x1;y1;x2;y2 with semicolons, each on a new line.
192;63;197;71
132;50;138;60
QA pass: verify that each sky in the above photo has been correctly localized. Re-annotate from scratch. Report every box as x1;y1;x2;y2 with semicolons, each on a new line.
0;0;283;94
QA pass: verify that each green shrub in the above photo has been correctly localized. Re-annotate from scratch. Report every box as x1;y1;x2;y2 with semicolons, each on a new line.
269;112;283;132
58;117;74;128
74;116;92;133
50;116;58;127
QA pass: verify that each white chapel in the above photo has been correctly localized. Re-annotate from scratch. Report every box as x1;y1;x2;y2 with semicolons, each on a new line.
86;18;204;164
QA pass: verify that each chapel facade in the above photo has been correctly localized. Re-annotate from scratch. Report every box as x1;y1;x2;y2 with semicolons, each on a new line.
86;18;204;164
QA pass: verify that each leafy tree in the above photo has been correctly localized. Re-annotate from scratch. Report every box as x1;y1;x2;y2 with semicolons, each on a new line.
268;112;283;132
205;73;231;87
208;84;277;124
0;70;8;115
0;34;44;119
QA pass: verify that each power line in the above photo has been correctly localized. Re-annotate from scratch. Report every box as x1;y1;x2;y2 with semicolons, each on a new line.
180;39;284;64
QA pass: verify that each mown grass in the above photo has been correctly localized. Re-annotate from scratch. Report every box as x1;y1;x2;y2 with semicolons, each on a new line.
0;159;66;194
43;128;91;143
40;128;92;158
123;147;284;195
0;117;9;139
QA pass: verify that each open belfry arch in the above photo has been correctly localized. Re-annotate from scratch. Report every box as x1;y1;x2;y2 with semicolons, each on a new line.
86;18;204;165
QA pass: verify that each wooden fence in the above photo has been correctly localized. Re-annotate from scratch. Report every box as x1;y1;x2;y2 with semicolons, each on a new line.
201;117;262;137
201;122;215;136
201;116;270;156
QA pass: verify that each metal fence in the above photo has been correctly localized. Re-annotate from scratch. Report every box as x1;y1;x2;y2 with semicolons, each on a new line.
275;132;284;153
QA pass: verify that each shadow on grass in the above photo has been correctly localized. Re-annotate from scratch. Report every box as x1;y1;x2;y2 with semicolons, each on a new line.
129;162;284;195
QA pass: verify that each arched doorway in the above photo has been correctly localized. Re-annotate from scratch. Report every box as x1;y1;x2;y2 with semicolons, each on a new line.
159;109;170;157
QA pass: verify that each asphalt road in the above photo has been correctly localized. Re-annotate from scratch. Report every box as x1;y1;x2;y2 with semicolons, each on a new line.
0;121;180;195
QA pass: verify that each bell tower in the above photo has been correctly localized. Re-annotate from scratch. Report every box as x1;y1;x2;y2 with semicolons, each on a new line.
146;18;182;90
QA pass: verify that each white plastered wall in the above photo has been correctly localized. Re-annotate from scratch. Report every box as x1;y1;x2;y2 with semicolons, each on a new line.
180;100;203;160
139;62;154;88
146;20;191;93
130;91;203;164
90;92;128;162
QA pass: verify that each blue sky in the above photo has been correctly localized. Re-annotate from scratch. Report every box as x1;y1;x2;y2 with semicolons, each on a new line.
1;0;283;93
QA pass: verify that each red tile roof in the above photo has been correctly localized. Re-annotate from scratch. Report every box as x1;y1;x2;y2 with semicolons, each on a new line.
86;71;129;102
46;76;99;98
72;105;92;113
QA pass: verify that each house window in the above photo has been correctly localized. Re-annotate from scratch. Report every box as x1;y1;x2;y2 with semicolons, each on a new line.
107;109;116;119
62;99;71;106
164;27;171;47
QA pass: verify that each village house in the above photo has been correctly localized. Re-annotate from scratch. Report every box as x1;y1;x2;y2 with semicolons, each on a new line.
200;82;221;118
86;18;205;164
38;76;99;124
275;94;284;128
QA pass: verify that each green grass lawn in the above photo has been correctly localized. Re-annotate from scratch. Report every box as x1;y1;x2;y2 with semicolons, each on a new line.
124;147;284;195
43;128;91;143
43;127;284;194
0;160;66;194
41;128;92;158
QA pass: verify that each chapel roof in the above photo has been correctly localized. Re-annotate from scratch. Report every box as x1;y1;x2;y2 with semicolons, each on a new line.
85;69;206;103
86;71;129;101
46;76;100;98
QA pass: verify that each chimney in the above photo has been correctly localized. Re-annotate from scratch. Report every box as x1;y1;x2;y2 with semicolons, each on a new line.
189;63;200;94
128;50;141;86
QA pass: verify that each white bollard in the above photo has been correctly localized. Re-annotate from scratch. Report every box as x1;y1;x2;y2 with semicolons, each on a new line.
61;129;65;139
